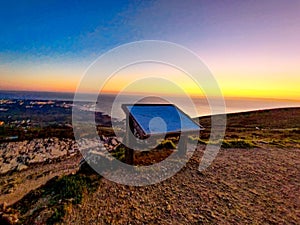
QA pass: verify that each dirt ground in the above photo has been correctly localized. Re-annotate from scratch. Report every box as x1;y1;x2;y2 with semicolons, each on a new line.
0;108;299;224
64;146;300;224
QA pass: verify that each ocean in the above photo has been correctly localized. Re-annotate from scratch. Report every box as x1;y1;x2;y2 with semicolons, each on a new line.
0;90;299;119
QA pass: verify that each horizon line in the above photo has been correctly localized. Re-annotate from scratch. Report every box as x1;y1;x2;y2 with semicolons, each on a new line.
0;88;300;102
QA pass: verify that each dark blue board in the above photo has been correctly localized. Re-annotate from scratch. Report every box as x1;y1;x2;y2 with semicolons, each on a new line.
122;104;203;136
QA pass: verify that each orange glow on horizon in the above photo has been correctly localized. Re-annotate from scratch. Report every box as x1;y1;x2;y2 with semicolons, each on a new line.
2;74;300;101
0;59;299;101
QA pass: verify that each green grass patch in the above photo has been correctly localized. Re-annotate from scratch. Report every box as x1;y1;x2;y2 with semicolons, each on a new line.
46;205;66;225
45;174;92;204
111;145;126;162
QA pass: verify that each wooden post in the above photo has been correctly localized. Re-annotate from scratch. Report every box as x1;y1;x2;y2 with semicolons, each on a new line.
178;134;187;158
125;115;134;165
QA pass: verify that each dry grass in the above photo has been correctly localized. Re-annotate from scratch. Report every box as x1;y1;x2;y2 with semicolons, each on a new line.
1;107;299;224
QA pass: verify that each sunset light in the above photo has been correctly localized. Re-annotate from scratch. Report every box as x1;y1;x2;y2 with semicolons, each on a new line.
0;1;299;101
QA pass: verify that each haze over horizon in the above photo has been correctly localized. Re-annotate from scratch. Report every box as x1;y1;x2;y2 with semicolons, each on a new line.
0;0;299;100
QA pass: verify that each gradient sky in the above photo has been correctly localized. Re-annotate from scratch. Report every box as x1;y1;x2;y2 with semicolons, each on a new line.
0;0;299;99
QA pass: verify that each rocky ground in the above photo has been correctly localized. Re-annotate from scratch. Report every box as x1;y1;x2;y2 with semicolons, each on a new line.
0;135;122;175
0;107;299;224
2;145;298;225
0;138;77;175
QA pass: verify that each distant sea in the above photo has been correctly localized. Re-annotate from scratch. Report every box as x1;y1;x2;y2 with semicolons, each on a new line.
0;90;75;101
0;90;299;119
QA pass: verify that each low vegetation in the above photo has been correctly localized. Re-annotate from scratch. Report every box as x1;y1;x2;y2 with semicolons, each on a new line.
189;136;256;148
156;139;177;149
198;108;300;149
1;108;299;224
0;125;74;142
13;172;101;224
221;139;256;148
111;145;126;162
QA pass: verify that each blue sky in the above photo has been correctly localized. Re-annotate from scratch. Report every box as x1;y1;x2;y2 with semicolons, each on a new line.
1;0;297;60
0;0;137;59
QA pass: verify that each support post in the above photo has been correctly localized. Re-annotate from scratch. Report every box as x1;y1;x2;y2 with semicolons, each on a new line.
125;115;134;165
178;134;187;158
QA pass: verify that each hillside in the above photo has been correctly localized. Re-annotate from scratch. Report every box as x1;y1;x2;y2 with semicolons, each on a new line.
0;107;299;224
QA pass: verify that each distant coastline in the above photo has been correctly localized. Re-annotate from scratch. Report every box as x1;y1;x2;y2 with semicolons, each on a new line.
0;90;299;118
0;90;76;101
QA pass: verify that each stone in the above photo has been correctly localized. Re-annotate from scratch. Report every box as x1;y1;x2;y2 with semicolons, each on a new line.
16;164;28;172
166;204;171;211
1;213;19;224
111;138;118;146
0;201;8;211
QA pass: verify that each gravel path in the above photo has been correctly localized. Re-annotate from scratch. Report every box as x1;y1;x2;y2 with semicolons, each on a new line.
64;146;300;224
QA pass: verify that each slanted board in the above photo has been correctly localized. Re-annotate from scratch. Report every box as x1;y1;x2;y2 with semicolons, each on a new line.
122;104;204;139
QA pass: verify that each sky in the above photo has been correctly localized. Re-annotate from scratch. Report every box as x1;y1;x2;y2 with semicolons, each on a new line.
0;0;299;100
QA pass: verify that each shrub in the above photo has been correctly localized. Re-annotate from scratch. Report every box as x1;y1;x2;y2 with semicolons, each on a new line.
221;140;255;148
47;174;88;204
111;145;126;161
46;205;65;225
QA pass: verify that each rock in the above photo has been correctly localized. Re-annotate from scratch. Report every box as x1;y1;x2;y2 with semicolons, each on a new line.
110;138;118;146
100;135;107;142
1;213;19;224
0;202;19;224
16;164;28;172
28;154;44;164
0;202;8;211
166;204;171;211
9;158;18;170
0;138;80;174
16;155;29;164
51;147;66;158
0;163;13;175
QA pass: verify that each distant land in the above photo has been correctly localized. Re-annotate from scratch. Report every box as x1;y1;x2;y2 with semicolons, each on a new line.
0;90;299;118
